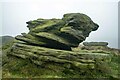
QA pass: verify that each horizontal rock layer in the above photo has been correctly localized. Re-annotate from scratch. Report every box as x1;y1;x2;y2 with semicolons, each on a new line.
83;42;108;46
9;43;111;70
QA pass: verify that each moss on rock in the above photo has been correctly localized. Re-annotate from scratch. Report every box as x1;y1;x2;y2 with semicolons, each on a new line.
2;13;120;79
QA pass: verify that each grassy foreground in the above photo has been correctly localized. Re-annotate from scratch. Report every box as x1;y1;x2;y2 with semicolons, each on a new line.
1;41;120;79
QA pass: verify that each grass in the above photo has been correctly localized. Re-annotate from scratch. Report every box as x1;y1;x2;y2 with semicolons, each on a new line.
2;40;120;79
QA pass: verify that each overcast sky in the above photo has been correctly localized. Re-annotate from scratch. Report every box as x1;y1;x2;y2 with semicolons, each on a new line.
0;0;119;48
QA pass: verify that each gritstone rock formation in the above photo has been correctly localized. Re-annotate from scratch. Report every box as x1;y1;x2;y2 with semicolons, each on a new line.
83;42;108;46
3;13;119;78
15;13;99;50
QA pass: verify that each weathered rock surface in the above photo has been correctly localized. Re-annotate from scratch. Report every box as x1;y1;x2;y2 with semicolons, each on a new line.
83;42;108;46
10;43;110;68
16;13;99;50
2;13;119;79
3;42;119;78
3;43;116;78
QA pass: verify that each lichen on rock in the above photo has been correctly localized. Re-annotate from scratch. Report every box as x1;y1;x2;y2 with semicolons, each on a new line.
17;13;99;50
2;13;119;79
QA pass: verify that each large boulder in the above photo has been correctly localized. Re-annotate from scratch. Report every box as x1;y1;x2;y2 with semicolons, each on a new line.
3;13;119;79
16;13;99;50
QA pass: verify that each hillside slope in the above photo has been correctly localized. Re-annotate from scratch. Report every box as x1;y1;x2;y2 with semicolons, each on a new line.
0;36;14;46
